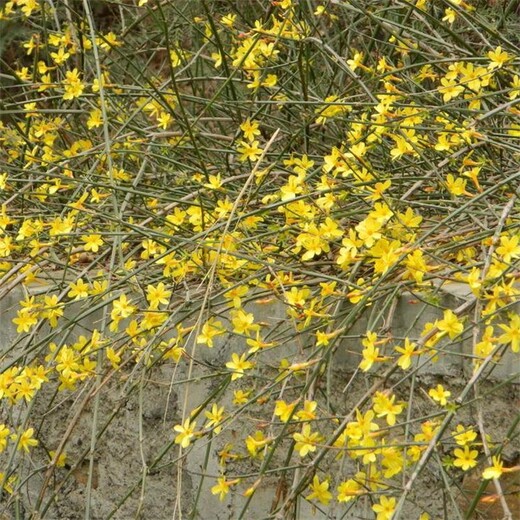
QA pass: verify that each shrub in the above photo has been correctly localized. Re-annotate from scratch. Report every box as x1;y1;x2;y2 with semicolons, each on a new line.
0;1;519;518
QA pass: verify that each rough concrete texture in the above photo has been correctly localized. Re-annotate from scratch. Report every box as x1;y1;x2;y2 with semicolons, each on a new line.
12;368;518;519
0;283;518;519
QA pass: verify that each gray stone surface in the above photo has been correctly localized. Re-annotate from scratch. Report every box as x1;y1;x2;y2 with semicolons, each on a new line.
0;281;518;519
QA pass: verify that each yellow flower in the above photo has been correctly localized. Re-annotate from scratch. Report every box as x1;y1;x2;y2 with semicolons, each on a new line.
436;309;463;339
81;234;104;252
232;389;251;405
50;47;70;65
314;95;351;124
296;400;317;422
225;353;254;380
203;174;223;190
68;278;90;300
197;318;225;348
314;330;332;347
372;391;403;426
13;376;36;402
487;46;510;70
91;278;108;296
482;456;504;479
246;331;277;353
360;343;379;372
87;108;103;129
106;347;121;369
237;140;263;162
509;75;520;99
173;419;197;448
224;285;248;309
274;400;297;423
0;173;7;191
55;346;80;377
445;174;469;197
356;217;383;247
211;51;222;68
205;404;225;434
452;424;477;446
395;338;417;370
230;309;259;336
146;282;172;309
98;31;122;51
240;119;261;141
496;234;520;263
293;423;320;457
372;495;396;520
111;293;136;319
465;267;482;295
0;424;10;452
0;236;13;257
498;314;520;353
42;294;64;328
62;68;85;100
49;450;67;467
337;478;362;502
442;7;456;24
453;445;479;471
157;111;172;130
11;427;38;453
438;77;464;102
220;13;236;27
428;384;451;406
245;431;270;458
306;475;332;505
347;51;365;72
280;175;304;202
13;308;38;333
211;476;239;501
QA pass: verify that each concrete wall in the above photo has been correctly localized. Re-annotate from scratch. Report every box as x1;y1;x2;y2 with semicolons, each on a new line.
0;281;518;519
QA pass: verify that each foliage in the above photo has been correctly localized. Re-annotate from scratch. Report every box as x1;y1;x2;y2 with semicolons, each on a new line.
0;0;520;518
